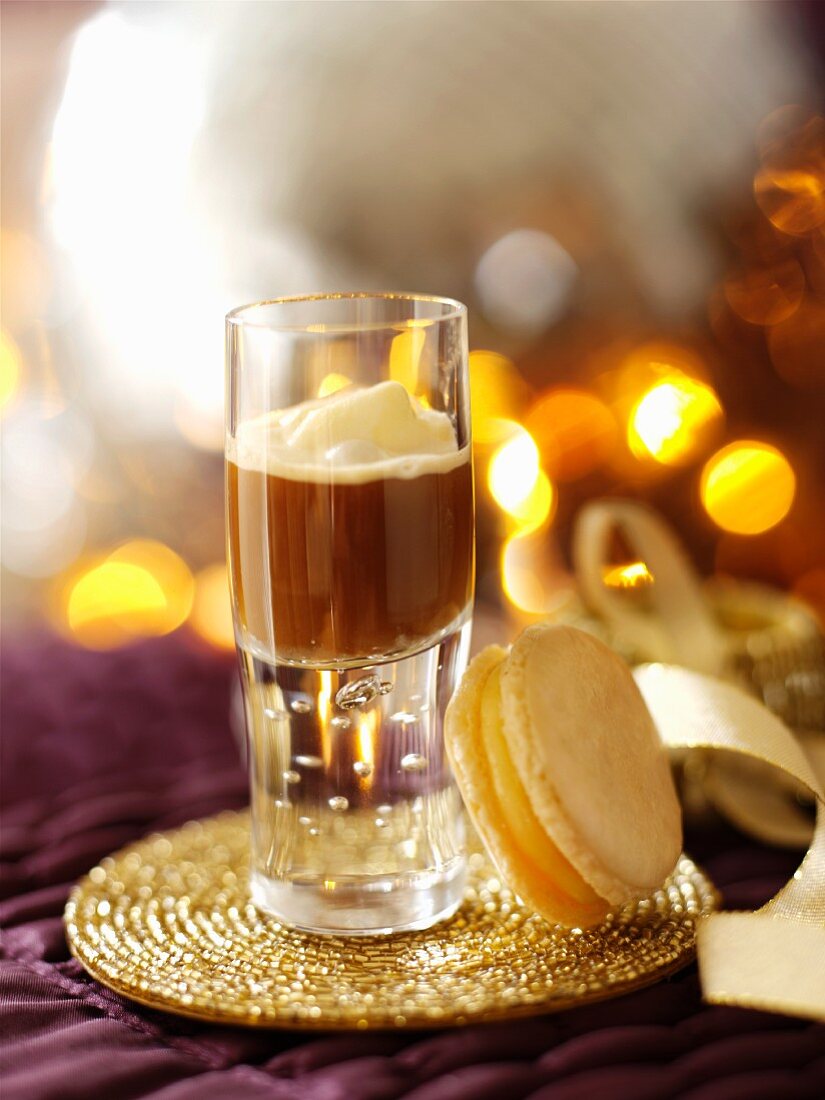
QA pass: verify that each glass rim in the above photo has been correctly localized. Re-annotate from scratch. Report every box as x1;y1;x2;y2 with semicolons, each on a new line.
225;291;467;333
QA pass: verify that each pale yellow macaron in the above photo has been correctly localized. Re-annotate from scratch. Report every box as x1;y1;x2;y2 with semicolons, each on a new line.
445;624;682;927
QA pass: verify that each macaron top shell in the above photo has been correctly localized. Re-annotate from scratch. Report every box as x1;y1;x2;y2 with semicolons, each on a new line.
445;643;611;927
501;624;682;904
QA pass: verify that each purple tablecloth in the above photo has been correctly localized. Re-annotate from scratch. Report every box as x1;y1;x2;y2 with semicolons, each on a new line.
2;633;823;1100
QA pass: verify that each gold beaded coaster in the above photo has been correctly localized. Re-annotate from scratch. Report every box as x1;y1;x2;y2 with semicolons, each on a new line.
65;810;716;1030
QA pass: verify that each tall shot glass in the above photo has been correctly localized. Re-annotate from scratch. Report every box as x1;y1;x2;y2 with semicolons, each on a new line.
226;294;474;934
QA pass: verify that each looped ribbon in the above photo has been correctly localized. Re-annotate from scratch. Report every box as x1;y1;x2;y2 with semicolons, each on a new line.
572;499;824;849
573;499;730;675
635;664;825;1022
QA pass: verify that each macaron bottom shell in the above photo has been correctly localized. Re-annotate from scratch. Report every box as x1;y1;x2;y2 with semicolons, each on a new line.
446;645;611;929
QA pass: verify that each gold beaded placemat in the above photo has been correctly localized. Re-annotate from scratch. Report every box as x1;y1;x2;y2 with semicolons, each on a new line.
64;810;716;1030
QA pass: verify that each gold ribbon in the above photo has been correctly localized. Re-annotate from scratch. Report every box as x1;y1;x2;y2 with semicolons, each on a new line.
571;499;824;848
573;499;729;674
635;664;825;1022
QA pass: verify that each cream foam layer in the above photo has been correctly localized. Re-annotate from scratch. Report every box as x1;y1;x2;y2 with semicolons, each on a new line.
227;380;469;483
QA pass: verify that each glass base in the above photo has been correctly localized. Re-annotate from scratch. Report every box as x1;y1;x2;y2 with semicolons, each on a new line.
240;616;472;937
250;858;467;936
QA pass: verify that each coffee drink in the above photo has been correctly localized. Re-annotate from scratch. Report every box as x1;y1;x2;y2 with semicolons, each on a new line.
227;381;474;665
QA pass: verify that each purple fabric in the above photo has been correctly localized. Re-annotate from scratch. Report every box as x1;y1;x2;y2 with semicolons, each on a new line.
2;633;823;1100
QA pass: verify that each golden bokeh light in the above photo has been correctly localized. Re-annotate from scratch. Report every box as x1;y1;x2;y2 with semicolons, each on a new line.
701;442;796;536
768;296;825;391
754;166;825;237
487;424;540;515
189;563;234;649
602;561;655;589
317;372;352;398
501;535;549;614
469;350;532;444
525;389;616;481
505;470;556;533
723;259;805;326
61;540;194;648
499;531;568;616
68;563;167;631
628;374;723;465
605;342;715;470
0;330;22;413
388;326;426;395
619;341;709;388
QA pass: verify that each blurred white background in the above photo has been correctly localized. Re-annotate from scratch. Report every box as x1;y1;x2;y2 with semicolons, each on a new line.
2;0;823;647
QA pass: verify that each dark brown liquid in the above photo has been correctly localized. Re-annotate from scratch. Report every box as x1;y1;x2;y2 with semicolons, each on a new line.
227;458;474;664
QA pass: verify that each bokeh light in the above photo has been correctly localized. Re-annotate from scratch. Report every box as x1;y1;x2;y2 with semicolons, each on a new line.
487;424;540;515
754;166;825;237
189;563;234;650
1;505;86;581
723;258;805;326
0;331;22;413
606;342;714;452
753;110;825;240
469;350;531;444
619;341;709;387
701;441;796;535
474;229;577;336
1;407;93;578
60;540;194;648
317;372;352;398
499;531;568;616
526;389;616;481
628;374;723;465
602;561;655;589
504;470;556;533
501;536;547;613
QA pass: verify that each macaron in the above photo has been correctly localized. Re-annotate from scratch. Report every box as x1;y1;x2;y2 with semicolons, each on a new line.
445;624;682;927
